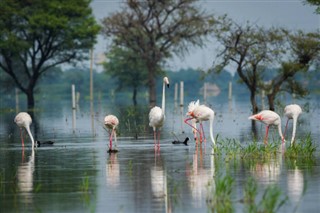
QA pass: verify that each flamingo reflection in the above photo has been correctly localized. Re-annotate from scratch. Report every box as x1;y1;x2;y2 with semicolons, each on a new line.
17;149;35;204
151;155;172;213
106;153;120;188
287;167;304;203
250;146;283;185
187;146;215;207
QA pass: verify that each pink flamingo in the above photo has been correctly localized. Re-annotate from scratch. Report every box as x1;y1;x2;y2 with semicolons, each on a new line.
184;104;215;146
248;110;285;144
186;100;200;141
149;77;169;150
284;104;302;145
104;115;119;152
14;112;35;148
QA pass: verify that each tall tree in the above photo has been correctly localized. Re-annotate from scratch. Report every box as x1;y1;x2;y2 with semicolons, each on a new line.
103;46;148;105
264;30;320;110
305;0;320;13
0;0;100;109
212;17;274;114
101;0;214;107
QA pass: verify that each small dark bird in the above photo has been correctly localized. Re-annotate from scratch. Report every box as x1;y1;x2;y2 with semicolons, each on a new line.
35;140;55;147
107;149;119;153
172;137;189;146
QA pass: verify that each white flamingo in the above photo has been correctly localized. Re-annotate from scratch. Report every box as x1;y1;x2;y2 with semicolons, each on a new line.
248;110;285;144
149;77;169;150
14;112;35;148
104;115;119;151
186;100;200;141
284;104;302;145
184;104;215;146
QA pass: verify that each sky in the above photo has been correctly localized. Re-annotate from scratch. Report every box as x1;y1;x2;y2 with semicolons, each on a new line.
90;0;320;73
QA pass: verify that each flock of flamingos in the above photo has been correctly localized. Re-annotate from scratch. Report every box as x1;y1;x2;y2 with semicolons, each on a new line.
14;77;302;152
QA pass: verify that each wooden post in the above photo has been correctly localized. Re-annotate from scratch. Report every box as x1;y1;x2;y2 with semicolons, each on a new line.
203;82;207;104
15;88;19;113
72;84;76;133
228;81;232;100
180;81;184;133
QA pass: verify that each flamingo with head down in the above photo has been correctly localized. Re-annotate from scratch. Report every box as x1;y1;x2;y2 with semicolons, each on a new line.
248;110;285;144
104;115;119;152
14;112;35;149
284;104;302;145
184;103;215;146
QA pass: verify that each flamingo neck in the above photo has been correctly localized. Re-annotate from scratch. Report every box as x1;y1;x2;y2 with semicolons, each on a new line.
25;125;35;149
209;113;215;146
291;117;298;145
277;122;284;143
162;80;166;115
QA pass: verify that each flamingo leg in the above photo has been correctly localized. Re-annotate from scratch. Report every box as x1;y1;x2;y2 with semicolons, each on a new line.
20;128;25;147
153;130;157;149
283;119;289;141
184;117;202;138
157;130;161;150
264;125;269;145
109;130;113;150
200;123;206;143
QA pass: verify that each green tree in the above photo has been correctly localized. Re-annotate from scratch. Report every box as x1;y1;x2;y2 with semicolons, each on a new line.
264;30;320;110
103;46;148;105
0;0;100;109
305;0;320;14
101;0;214;107
212;17;274;114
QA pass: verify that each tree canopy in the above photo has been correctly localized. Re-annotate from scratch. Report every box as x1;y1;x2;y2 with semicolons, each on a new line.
0;0;100;109
101;0;215;107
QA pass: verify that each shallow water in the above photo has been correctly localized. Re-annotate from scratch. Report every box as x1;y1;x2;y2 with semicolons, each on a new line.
0;98;319;212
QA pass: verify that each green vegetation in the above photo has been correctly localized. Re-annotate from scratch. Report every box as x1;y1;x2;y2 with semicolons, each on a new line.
0;0;100;109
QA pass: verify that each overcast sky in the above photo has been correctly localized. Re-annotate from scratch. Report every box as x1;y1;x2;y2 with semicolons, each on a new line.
91;0;319;72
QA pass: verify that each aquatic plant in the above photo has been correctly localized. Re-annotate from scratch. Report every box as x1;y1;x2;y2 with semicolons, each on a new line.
285;134;317;159
206;174;234;213
258;185;288;213
80;173;90;192
242;177;288;213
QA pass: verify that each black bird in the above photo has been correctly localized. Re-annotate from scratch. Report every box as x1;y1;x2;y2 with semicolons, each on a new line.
35;140;55;147
172;137;189;146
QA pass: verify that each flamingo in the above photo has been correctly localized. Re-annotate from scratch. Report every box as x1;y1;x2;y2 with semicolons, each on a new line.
149;76;169;150
14;112;35;148
184;104;215;146
186;100;200;141
248;110;285;144
104;115;119;152
284;104;302;145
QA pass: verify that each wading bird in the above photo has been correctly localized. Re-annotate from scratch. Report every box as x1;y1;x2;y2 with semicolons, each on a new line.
104;115;119;152
248;110;285;144
184;104;215;146
186;100;200;141
14;112;35;148
284;104;302;145
149;77;169;150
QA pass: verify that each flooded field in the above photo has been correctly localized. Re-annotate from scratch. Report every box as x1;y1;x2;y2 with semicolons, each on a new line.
0;97;319;212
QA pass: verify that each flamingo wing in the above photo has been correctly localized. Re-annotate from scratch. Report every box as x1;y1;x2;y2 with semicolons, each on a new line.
149;106;164;129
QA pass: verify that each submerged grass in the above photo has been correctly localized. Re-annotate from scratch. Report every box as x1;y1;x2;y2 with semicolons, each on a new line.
206;134;317;212
207;175;288;213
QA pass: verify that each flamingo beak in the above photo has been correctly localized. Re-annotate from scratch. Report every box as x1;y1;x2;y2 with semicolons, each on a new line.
166;83;169;88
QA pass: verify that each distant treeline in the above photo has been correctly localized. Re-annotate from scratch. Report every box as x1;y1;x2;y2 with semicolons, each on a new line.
1;66;319;107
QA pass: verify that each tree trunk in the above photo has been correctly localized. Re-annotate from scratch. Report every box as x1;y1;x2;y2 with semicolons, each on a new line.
267;94;275;111
250;90;259;114
26;88;35;110
147;66;156;108
132;87;137;106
